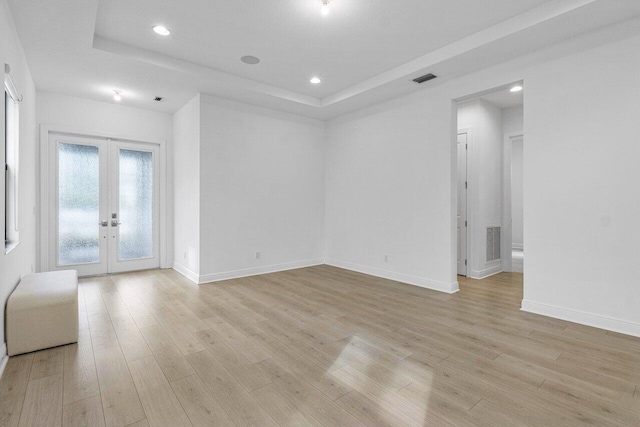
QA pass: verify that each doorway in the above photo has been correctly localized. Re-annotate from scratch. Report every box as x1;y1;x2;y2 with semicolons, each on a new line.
455;82;523;279
47;134;160;276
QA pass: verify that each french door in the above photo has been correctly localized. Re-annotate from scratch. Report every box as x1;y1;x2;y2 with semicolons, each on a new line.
49;134;160;276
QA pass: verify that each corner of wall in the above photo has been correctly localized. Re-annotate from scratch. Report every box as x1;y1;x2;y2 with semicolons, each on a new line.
325;258;459;294
172;262;199;284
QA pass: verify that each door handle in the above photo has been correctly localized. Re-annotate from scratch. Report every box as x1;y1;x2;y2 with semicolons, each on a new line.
99;221;108;227
111;220;122;227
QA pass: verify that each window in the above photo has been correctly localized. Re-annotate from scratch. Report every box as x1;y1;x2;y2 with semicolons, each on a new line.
4;69;20;253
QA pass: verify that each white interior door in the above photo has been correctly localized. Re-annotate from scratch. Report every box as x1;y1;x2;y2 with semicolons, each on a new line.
49;134;160;276
457;133;468;276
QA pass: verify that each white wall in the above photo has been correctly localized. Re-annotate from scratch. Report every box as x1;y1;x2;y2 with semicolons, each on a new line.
326;29;640;335
326;90;457;292
36;91;174;269
198;95;325;282
458;99;503;278
0;0;37;360
522;33;640;335
37;92;173;143
502;105;523;135
173;94;200;279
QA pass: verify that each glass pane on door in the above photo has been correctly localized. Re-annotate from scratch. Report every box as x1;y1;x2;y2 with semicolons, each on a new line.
118;149;153;260
58;143;100;265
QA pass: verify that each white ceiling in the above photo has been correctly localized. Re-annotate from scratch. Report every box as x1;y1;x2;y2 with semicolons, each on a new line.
478;87;524;109
94;0;549;98
7;0;640;119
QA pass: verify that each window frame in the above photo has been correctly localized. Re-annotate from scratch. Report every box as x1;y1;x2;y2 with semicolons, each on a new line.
4;79;20;253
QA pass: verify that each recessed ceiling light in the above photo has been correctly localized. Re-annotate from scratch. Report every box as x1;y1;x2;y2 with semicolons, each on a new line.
310;77;322;84
510;85;523;93
153;25;171;36
241;55;260;65
113;90;122;101
321;1;330;16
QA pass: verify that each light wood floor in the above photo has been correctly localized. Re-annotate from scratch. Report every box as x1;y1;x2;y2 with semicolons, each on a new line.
1;266;639;426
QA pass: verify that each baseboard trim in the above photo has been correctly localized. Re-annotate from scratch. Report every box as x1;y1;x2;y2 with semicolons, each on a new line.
0;343;8;381
325;258;459;294
175;257;459;294
469;262;502;279
521;299;640;338
172;262;200;284
198;259;325;284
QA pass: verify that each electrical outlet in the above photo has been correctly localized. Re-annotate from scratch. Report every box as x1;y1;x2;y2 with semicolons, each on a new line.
256;251;261;260
30;264;34;273
384;255;389;262
184;252;187;260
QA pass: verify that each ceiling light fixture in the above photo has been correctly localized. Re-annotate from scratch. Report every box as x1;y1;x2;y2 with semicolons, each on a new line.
321;0;330;16
113;90;122;101
153;25;171;36
310;77;322;84
510;85;523;93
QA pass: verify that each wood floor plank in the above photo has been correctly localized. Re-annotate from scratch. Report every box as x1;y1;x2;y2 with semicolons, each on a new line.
0;353;34;427
128;357;191;427
87;313;120;352
139;324;195;382
62;395;105;427
204;314;272;363
185;349;277;426
538;379;640;426
256;357;365;427
250;330;353;401
468;398;531;427
335;390;407;427
63;333;100;405
156;312;205;356
251;383;321;427
110;316;153;362
93;346;145;427
19;374;63;427
170;375;234;426
164;300;209;333
29;347;64;381
331;364;453;426
194;328;271;392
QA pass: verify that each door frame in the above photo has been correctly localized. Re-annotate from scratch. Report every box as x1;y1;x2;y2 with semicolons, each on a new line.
39;124;169;274
457;127;473;278
501;131;524;272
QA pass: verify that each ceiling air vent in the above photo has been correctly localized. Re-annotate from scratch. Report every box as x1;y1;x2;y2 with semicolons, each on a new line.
154;97;163;102
413;73;437;84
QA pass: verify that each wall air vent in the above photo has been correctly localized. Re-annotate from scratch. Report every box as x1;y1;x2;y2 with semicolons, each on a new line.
154;97;163;102
413;73;437;84
486;227;501;262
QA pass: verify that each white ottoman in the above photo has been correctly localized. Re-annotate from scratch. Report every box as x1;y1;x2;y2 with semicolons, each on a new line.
7;270;78;356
